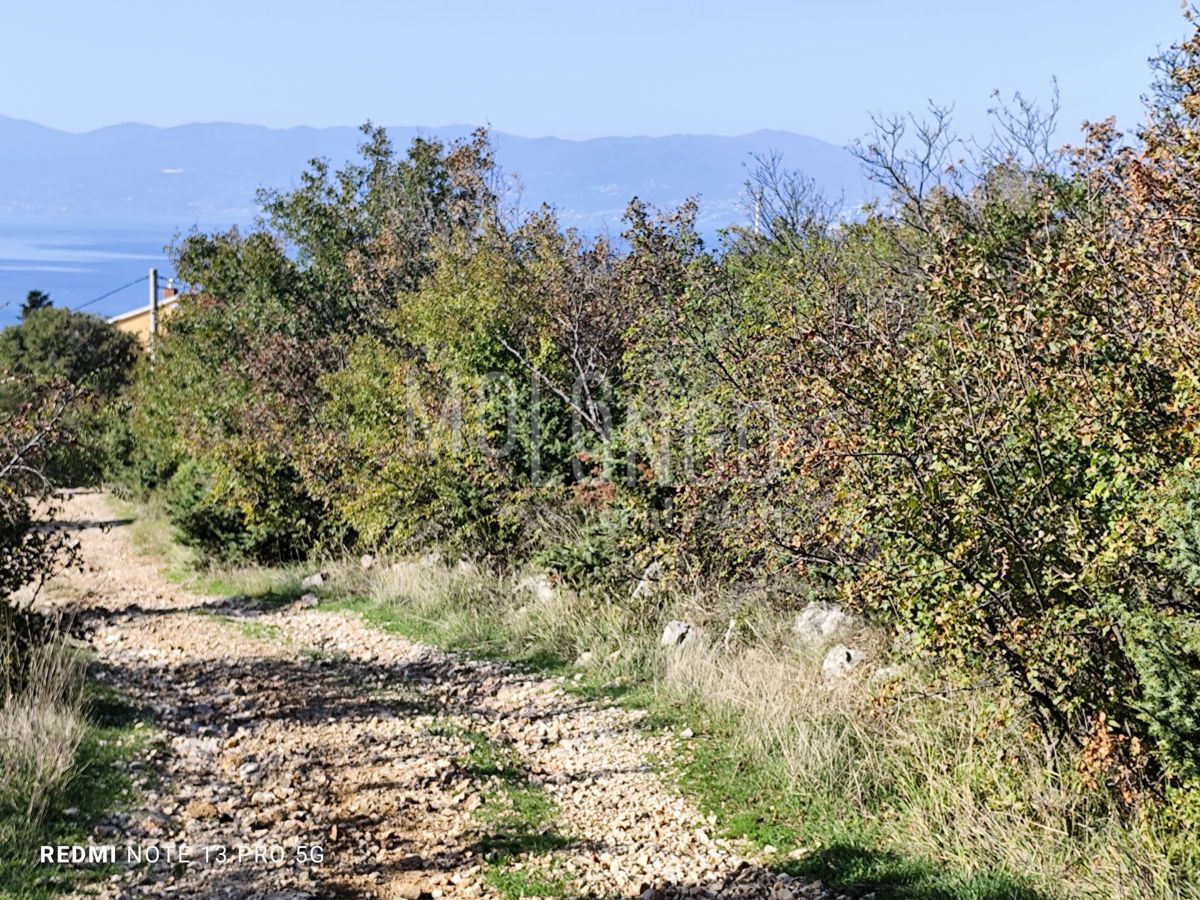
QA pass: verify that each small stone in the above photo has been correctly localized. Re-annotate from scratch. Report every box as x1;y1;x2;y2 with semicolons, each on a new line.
294;593;319;609
793;601;857;646
360;553;376;571
631;560;664;601
870;664;905;685
660;620;693;647
822;644;868;680
300;572;325;589
516;573;555;603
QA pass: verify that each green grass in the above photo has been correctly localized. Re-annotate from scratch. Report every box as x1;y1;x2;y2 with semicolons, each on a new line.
673;722;1046;900
190;608;286;643
485;865;574;900
0;682;154;899
447;727;576;898
229;618;282;641
321;593;576;674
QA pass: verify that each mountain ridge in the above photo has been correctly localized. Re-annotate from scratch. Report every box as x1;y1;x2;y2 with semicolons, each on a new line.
0;115;874;232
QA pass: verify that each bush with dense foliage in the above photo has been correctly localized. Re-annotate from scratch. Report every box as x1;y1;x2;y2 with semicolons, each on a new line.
0;305;140;485
0;381;78;688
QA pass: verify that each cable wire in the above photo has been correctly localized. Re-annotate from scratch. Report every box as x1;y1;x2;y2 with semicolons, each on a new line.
71;274;150;313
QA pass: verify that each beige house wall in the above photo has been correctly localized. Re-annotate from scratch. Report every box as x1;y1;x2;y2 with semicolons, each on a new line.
109;296;180;345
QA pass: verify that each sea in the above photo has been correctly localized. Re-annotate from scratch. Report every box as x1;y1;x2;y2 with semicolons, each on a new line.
0;223;191;328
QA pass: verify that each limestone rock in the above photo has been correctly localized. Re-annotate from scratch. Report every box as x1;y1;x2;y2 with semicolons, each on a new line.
516;572;556;604
793;601;856;646
631;560;664;601
294;593;319;609
822;644;868;680
870;664;906;685
661;620;693;647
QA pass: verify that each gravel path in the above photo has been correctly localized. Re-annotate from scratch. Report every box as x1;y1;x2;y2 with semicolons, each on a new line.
50;491;823;899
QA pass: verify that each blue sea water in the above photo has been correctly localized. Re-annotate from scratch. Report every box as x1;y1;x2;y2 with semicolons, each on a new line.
0;223;181;328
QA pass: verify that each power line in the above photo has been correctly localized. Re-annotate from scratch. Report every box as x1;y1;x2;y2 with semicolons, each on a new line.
71;275;151;313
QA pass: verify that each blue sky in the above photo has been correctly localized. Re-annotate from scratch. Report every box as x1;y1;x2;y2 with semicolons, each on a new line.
0;1;1189;143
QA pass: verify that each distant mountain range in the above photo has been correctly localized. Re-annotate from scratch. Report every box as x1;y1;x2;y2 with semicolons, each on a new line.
0;115;874;234
0;116;878;324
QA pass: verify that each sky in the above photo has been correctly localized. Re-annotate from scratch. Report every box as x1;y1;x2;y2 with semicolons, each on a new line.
0;1;1189;145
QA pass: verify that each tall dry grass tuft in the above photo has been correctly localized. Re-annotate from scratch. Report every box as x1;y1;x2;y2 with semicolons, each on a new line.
0;625;86;829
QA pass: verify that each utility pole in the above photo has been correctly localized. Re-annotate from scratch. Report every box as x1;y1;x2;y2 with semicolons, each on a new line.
148;267;159;359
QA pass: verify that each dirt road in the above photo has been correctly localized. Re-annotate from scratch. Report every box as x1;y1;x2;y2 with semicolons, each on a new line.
49;491;820;899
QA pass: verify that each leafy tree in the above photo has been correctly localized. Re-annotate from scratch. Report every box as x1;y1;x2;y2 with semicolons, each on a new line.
126;126;502;560
19;290;50;318
1;382;78;688
0;307;139;486
0;306;139;399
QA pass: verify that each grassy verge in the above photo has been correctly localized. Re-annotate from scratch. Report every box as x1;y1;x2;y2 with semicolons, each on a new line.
446;726;576;898
111;497;1200;899
0;646;152;898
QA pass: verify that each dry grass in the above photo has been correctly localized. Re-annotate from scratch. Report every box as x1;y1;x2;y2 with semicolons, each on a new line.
351;560;659;677
0;631;86;829
656;621;1199;898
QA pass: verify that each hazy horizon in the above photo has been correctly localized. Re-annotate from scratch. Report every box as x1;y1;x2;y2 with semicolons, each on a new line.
1;1;1186;145
0;113;842;143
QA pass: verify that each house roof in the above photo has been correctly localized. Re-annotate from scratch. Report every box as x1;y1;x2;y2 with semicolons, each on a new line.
108;294;180;325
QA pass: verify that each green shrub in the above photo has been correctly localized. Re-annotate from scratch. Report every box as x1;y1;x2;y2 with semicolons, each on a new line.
1128;614;1200;782
163;454;329;563
532;506;642;589
0;306;140;487
308;337;516;557
0;306;139;399
163;459;251;560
